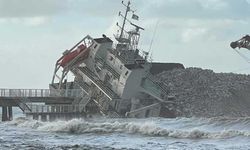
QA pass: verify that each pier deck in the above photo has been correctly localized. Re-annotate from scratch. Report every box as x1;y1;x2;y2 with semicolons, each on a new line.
0;89;81;121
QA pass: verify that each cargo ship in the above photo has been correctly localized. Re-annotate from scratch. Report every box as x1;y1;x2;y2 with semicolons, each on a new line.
49;0;184;118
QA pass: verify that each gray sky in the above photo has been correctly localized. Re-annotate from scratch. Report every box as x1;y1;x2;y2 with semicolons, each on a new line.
1;0;250;88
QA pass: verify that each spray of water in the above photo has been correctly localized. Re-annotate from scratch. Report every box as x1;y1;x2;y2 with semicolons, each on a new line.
7;117;250;139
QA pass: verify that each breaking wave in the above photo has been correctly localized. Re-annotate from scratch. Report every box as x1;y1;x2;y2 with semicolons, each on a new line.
7;117;250;139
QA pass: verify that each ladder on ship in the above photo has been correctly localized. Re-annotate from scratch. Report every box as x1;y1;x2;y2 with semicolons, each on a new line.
51;35;121;117
74;67;120;100
71;67;121;117
95;55;120;79
141;78;170;102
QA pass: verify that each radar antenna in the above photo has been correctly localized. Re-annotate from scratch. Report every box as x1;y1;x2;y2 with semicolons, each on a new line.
115;0;144;51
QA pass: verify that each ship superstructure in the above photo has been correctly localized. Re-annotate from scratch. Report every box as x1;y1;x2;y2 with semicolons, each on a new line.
50;0;178;118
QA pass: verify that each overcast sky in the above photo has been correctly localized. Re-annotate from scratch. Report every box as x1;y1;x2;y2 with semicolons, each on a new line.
1;0;250;88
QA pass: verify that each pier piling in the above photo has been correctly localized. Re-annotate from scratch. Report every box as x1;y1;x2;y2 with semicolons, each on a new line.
32;114;39;120
8;106;13;120
2;106;8;121
1;106;12;121
41;114;47;122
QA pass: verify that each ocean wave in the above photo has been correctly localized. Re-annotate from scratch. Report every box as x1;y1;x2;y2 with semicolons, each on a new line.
169;117;250;129
7;117;250;139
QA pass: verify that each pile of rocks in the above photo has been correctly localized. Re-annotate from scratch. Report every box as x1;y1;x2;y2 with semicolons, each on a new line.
157;68;250;117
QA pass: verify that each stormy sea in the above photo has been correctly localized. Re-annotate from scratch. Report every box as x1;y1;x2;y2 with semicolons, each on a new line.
1;68;250;150
1;108;250;150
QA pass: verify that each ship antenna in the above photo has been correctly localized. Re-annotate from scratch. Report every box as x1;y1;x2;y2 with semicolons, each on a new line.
148;20;159;54
119;1;131;40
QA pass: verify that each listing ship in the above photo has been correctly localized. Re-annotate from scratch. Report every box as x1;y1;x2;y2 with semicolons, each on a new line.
48;0;184;118
0;0;184;121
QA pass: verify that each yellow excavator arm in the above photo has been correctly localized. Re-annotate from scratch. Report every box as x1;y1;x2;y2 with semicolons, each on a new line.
230;35;250;50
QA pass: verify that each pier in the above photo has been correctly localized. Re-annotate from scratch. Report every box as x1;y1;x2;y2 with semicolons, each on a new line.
0;89;81;121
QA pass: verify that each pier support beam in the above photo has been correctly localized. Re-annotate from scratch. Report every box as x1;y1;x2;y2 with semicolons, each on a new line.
2;106;13;121
49;114;56;122
8;106;13;121
33;114;39;120
2;106;8;121
41;114;47;122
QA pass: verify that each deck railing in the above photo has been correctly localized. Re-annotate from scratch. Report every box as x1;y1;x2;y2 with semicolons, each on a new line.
0;89;82;98
126;103;160;117
24;104;85;113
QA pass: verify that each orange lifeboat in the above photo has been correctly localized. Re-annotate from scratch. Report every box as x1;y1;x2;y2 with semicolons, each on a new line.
60;44;89;67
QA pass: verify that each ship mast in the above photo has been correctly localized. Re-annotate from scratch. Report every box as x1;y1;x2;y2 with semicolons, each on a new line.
116;0;144;51
119;1;130;40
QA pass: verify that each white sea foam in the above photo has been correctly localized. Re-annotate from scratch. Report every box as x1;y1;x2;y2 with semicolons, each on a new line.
8;117;250;139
